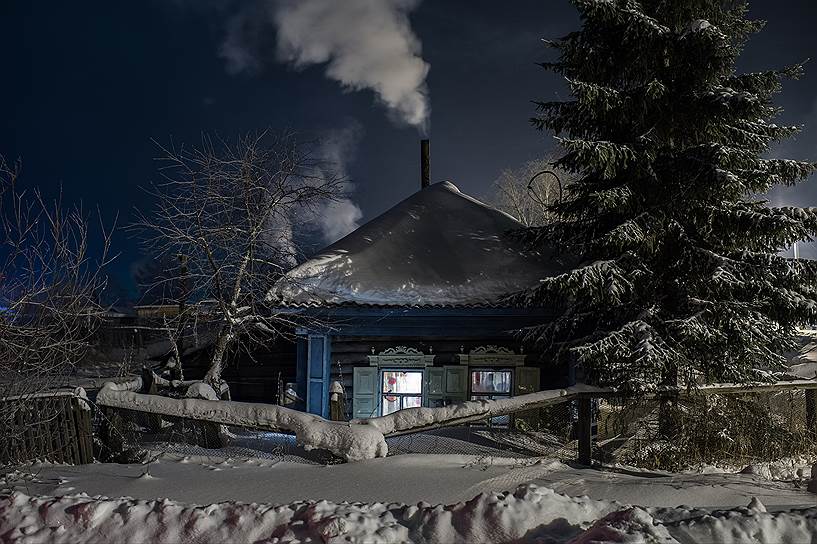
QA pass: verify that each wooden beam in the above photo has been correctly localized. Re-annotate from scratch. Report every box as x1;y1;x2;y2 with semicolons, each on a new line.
574;379;817;399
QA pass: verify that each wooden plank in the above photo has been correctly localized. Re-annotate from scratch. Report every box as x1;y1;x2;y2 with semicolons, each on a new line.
40;400;54;463
53;400;65;464
45;398;61;460
71;399;84;463
58;401;73;464
14;405;26;465
23;405;36;464
50;400;64;463
35;398;48;461
70;399;88;464
81;404;92;463
82;402;94;463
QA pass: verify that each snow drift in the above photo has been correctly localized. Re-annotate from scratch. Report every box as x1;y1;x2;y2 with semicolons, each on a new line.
3;485;816;544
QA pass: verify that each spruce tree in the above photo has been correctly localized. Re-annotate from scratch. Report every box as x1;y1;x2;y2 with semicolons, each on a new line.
521;0;817;390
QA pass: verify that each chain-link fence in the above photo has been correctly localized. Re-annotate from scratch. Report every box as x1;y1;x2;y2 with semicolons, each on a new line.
93;383;817;471
93;406;341;465
593;388;817;471
386;401;578;460
94;396;583;464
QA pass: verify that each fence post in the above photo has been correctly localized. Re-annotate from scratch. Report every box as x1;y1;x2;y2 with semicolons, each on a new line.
577;397;593;466
806;389;816;436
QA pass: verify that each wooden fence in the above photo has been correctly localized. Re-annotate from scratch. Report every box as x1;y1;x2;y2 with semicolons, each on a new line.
0;389;94;466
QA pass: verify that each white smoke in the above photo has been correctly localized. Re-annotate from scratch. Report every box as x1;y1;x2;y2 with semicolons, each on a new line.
313;121;365;244
218;0;430;130
319;199;364;244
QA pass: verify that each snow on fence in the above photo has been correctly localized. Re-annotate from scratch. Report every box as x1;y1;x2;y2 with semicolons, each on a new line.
95;378;817;464
0;388;93;466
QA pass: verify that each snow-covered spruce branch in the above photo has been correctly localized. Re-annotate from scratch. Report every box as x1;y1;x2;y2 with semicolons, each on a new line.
556;137;639;180
573;0;669;37
508;258;636;308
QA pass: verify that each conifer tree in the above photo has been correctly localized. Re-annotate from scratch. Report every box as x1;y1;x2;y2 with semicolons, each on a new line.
520;0;817;390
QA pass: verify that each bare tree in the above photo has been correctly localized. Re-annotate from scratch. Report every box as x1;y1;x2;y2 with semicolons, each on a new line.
134;131;343;390
0;157;114;441
489;158;569;227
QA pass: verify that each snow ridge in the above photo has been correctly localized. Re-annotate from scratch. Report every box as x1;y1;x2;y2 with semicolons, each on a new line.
4;485;816;544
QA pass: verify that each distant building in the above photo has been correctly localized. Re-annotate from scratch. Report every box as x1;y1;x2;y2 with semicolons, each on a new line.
133;304;181;320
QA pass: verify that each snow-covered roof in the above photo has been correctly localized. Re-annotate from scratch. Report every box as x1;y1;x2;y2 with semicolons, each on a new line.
269;181;564;308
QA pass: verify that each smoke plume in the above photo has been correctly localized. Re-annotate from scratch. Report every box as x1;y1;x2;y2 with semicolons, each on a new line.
312;121;365;244
220;0;430;130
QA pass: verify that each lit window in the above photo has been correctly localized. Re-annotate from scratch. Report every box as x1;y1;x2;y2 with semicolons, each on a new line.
471;370;512;394
470;369;513;427
381;370;423;415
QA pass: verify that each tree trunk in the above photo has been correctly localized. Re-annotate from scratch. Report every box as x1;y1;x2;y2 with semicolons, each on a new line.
204;326;232;389
658;363;679;439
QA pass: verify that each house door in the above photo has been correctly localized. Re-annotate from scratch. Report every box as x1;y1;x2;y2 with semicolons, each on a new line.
380;369;423;415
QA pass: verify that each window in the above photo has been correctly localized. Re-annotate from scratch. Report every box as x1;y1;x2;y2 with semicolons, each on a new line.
381;370;423;416
470;369;513;426
470;369;512;395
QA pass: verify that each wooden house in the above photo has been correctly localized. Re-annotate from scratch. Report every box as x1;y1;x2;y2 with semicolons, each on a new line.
270;179;568;419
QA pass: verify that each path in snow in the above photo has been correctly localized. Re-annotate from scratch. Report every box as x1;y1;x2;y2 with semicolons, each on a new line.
142;426;525;467
2;453;813;509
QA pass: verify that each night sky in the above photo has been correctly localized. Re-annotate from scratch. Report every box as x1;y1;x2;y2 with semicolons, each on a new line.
3;0;817;294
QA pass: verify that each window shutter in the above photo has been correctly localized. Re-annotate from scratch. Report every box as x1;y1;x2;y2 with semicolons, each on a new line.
424;367;445;407
514;367;540;395
513;366;541;430
353;367;378;419
444;365;468;403
306;335;331;418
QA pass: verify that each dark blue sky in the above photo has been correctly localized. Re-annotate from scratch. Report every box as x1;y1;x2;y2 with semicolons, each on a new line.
3;0;817;291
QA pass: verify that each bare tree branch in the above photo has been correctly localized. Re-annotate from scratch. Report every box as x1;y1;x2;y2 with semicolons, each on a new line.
0;156;114;439
132;130;344;389
488;157;572;227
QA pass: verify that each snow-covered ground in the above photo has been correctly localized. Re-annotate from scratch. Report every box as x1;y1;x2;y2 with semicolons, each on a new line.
3;453;814;509
2;452;815;543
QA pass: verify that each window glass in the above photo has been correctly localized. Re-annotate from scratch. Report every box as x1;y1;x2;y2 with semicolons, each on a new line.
404;396;422;409
470;370;512;394
382;371;423;394
382;396;401;416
